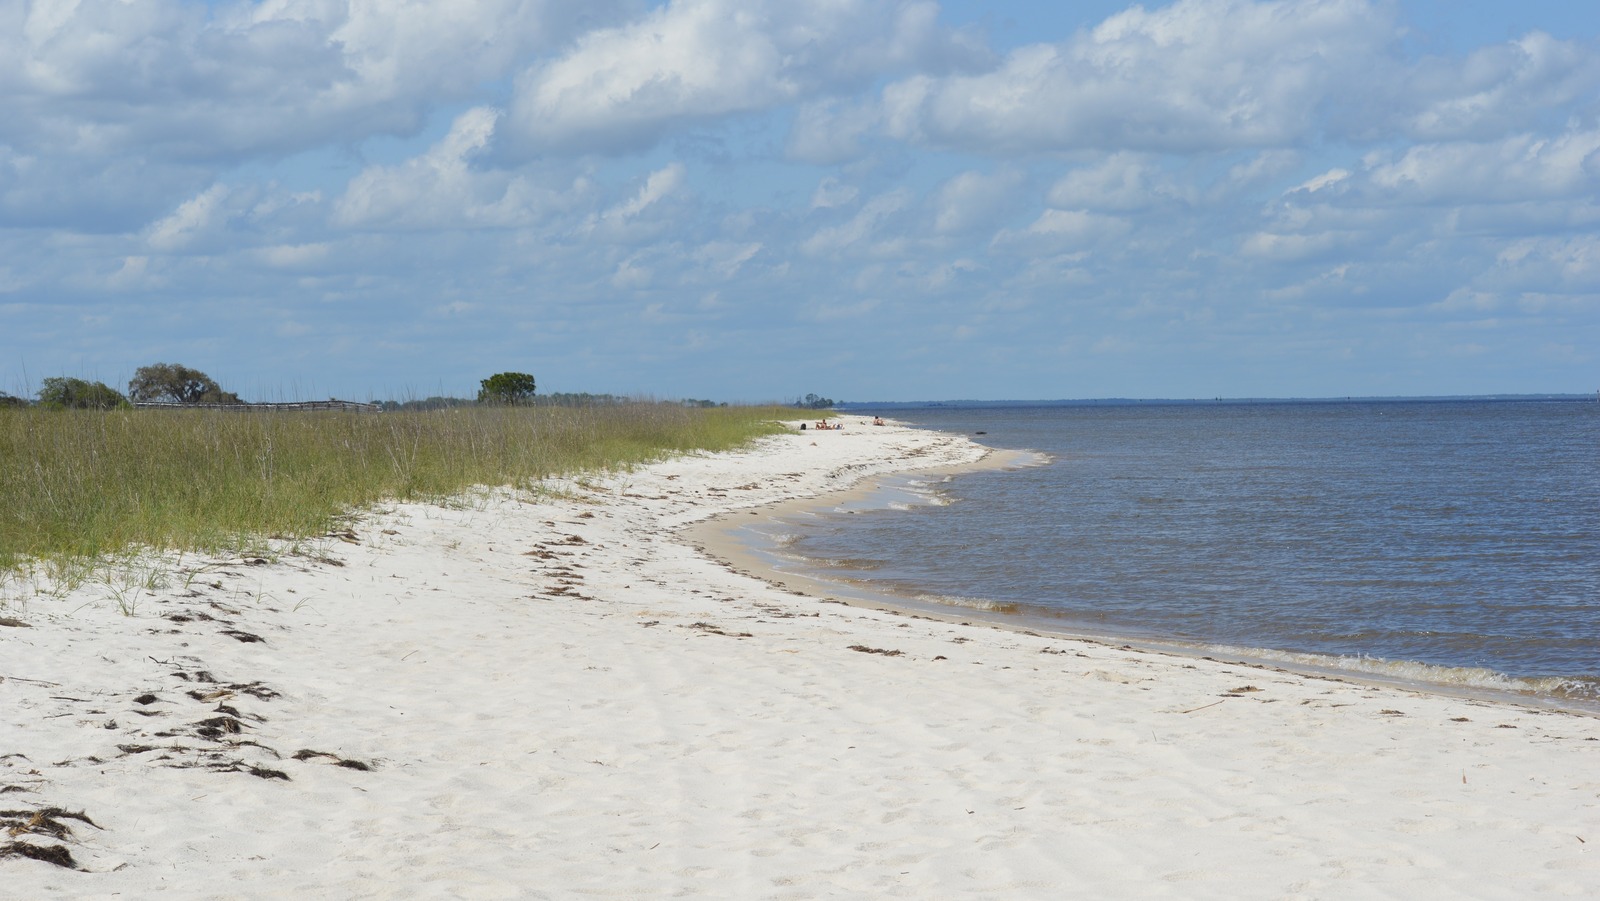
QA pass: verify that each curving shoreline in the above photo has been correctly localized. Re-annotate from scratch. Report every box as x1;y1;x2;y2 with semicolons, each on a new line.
3;414;1598;896
696;420;1600;718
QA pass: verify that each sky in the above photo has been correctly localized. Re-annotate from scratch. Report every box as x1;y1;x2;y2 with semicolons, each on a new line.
3;0;1598;403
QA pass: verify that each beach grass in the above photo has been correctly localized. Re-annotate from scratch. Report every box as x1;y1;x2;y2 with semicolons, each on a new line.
0;403;790;577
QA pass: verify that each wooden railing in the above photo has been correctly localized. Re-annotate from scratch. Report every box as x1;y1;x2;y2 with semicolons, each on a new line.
132;400;381;413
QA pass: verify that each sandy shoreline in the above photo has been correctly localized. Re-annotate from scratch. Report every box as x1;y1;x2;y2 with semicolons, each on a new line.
691;469;1600;719
3;415;1598;897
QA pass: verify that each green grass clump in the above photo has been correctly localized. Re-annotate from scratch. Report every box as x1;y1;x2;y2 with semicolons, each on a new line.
0;403;790;573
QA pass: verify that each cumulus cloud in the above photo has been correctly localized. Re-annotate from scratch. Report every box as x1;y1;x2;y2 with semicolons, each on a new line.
505;0;984;155
872;0;1600;159
0;0;631;161
1047;154;1191;212
1397;32;1600;141
880;0;1397;153
335;107;573;230
1362;129;1600;204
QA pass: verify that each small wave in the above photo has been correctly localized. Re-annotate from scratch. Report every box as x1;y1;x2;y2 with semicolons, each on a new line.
908;593;1022;615
1227;646;1600;701
882;483;954;508
1007;451;1053;468
813;556;887;570
751;530;799;547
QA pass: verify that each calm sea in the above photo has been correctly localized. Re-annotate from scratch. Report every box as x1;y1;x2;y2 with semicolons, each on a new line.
761;401;1600;704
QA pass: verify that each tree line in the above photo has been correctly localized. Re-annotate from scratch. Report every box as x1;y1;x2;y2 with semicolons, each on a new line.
0;364;245;410
0;366;732;411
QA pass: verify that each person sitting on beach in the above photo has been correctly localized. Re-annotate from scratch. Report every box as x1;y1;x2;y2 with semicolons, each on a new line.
872;416;884;426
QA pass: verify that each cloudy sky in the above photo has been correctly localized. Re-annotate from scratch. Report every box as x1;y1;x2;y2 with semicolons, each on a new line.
3;0;1598;402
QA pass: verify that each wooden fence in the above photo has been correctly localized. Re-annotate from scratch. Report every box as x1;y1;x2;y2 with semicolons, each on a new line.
133;400;382;413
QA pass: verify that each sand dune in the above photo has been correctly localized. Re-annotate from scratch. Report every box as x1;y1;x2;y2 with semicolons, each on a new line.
3;416;1597;898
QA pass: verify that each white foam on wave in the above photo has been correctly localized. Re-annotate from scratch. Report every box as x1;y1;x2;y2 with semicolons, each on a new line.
908;592;1022;613
762;531;800;548
1216;644;1600;700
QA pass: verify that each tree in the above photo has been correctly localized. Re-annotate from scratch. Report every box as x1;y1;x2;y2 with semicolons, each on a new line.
128;363;243;405
38;377;130;410
797;393;836;410
0;392;28;409
478;372;537;406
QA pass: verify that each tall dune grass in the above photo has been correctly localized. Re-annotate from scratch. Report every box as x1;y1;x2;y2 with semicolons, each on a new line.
0;403;789;573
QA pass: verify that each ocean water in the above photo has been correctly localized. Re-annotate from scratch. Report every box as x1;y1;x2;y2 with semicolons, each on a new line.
761;401;1600;704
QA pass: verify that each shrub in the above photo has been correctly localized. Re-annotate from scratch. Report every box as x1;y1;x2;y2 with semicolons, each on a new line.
38;377;129;410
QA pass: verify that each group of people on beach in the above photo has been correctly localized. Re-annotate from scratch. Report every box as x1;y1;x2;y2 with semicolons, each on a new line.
805;416;886;430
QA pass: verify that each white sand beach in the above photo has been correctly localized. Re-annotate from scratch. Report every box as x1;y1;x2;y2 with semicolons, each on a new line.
3;416;1598;898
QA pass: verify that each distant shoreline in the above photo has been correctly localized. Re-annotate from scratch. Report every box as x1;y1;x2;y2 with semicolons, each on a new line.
839;393;1597;410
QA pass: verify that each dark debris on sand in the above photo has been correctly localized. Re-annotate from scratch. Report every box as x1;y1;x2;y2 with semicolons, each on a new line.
293;749;375;771
848;645;905;657
0;806;102;870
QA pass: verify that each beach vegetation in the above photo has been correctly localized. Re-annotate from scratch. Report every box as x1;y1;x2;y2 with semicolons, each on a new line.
477;371;538;405
0;392;27;409
0;403;789;576
37;377;130;410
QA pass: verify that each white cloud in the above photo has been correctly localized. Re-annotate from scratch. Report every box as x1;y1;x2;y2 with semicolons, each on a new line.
787;98;882;165
580;163;688;240
992;209;1130;254
335;107;570;230
608;164;685;220
1240;230;1346;262
0;0;632;161
1224;150;1303;191
1484;235;1600;291
1364;129;1600;204
1401;32;1600;141
881;0;1397;153
1290;169;1352;195
147;185;231;250
934;168;1025;234
1047;154;1187;212
257;243;332;269
801;189;913;256
505;0;983;155
692;241;762;279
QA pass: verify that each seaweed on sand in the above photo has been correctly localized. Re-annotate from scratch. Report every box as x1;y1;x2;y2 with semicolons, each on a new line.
1;806;101;870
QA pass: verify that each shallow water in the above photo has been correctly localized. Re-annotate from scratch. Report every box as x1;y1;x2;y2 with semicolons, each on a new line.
762;401;1600;701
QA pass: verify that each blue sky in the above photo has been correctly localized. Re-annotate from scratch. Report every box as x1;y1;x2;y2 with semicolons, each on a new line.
3;0;1598;403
